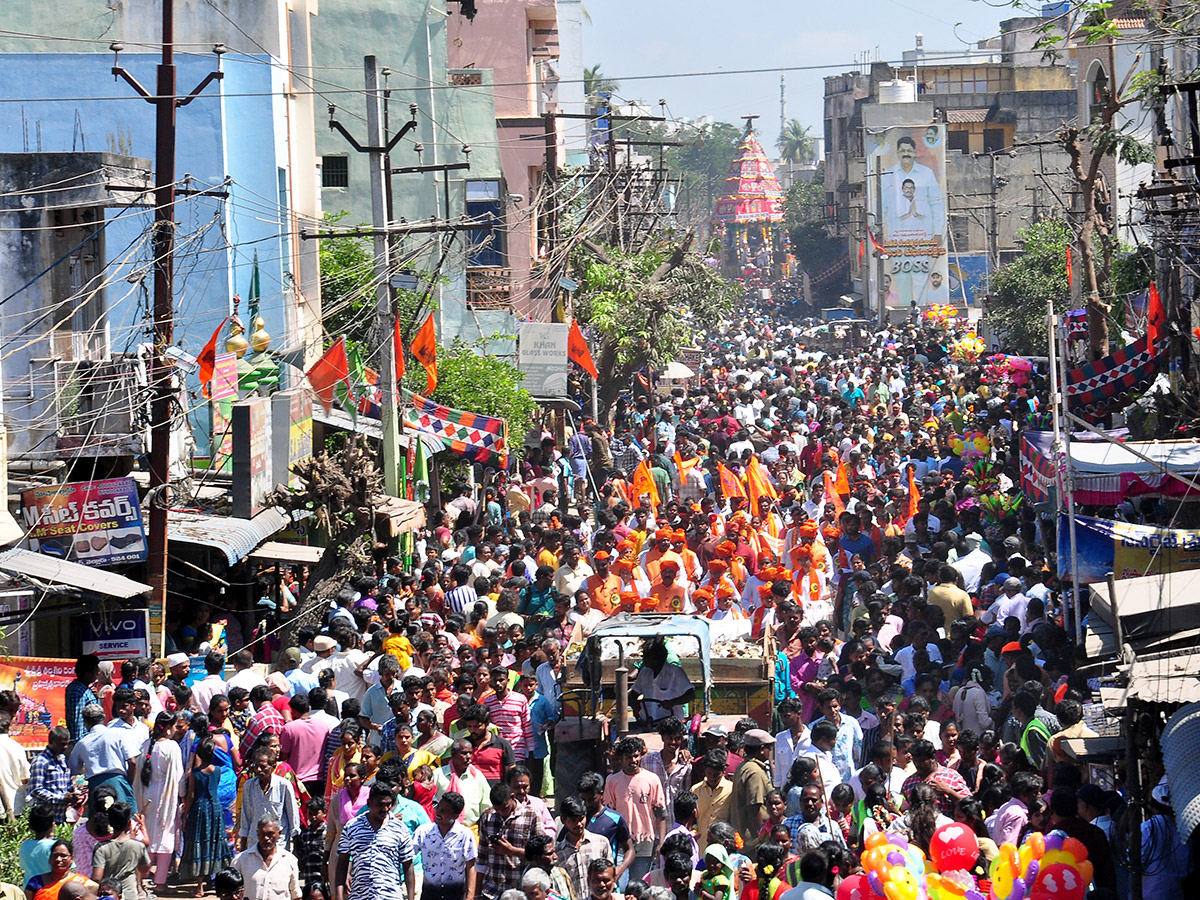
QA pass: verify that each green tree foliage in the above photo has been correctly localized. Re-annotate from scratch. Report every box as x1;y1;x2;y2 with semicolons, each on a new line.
783;164;847;305
319;212;374;347
986;220;1071;355
573;239;738;421
665;121;744;227
417;341;538;439
584;65;620;111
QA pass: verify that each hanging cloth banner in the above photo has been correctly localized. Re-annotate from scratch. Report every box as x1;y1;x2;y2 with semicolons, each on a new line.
1059;514;1200;584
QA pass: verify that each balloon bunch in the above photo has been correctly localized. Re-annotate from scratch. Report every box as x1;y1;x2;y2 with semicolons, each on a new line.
924;304;959;324
986;832;1093;900
835;828;1094;900
950;332;986;362
949;431;991;461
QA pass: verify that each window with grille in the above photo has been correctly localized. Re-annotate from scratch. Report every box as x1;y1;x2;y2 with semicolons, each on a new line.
322;156;349;188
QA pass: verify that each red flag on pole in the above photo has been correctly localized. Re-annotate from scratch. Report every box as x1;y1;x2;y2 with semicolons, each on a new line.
410;313;438;395
1065;246;1073;289
197;316;229;399
1148;281;1166;345
306;336;351;413
394;314;406;382
568;319;599;380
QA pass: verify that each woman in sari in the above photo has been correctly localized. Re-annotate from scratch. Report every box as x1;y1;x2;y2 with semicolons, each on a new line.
25;841;97;900
414;709;453;762
178;738;231;897
358;744;380;785
392;724;439;778
206;697;242;839
137;711;184;890
323;720;362;802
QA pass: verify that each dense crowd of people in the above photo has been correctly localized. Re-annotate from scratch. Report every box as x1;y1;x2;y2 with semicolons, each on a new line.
16;303;1193;900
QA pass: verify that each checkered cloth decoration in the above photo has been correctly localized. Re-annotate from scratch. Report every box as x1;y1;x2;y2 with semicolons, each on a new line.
1065;334;1165;423
402;393;508;469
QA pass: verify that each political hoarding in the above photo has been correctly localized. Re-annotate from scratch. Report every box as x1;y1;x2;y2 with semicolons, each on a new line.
21;478;148;567
870;123;948;310
0;657;76;748
1059;514;1200;584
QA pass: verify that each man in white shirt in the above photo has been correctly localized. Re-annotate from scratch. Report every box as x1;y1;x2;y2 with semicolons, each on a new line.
553;543;594;598
773;698;810;788
983;578;1031;632
190;652;228;714
227;649;268;694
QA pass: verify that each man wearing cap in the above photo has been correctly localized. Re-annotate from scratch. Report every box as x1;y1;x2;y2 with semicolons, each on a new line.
639;529;674;585
301;635;338;677
583;551;621;614
982;577;1030;632
729;729;774;849
279;647;319;698
164;652;191;696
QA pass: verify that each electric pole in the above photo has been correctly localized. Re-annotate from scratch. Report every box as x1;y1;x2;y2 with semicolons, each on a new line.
111;0;222;618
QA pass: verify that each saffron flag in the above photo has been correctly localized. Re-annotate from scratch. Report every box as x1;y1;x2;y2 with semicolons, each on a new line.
746;456;778;511
394;314;406;381
1148;281;1166;345
568;319;599;380
823;471;846;518
306;336;351;414
717;462;746;500
631;460;661;509
197;316;230;399
674;453;700;480
833;463;851;497
904;465;921;522
402;392;508;469
410;313;438;395
1066;246;1073;289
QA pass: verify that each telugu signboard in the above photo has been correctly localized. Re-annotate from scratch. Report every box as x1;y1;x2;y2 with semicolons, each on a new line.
870;123;948;309
233;397;273;519
518;322;569;396
0;656;76;747
21;478;148;567
81;609;150;660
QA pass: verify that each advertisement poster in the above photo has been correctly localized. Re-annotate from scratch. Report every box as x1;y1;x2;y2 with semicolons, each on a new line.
22;478;148;567
518;322;569;396
871;123;948;309
1058;514;1200;584
947;253;990;308
0;657;75;748
81;609;150;660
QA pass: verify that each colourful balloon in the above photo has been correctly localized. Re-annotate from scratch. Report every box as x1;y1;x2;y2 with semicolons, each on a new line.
929;823;980;873
867;870;886;898
1042;834;1063;852
1024;861;1039;885
863;846;891;873
884;867;919;900
1076;860;1093;887
837;873;872;900
1059;837;1088;864
866;832;890;851
888;833;910;850
1009;877;1026;900
1025;833;1045;862
1032;863;1087;900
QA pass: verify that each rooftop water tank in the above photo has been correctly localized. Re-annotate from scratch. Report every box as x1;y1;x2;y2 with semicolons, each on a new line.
878;80;918;104
1042;2;1071;17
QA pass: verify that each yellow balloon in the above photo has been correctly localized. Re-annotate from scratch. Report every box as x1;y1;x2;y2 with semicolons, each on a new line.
884;868;918;900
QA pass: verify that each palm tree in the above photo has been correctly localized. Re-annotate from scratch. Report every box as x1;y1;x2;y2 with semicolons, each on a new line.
584;65;620;110
777;119;816;166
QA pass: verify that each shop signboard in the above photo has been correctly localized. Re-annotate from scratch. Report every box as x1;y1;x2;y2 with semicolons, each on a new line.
81;609;150;660
518;322;569;396
272;388;313;490
21;478;148;567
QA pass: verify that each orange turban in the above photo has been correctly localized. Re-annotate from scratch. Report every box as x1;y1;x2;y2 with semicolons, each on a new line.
793;545;813;561
798;521;819;540
716;583;736;599
822;525;842;542
708;558;730;572
757;584;774;599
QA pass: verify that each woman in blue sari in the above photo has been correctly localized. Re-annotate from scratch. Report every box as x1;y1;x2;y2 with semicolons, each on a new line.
206;695;242;840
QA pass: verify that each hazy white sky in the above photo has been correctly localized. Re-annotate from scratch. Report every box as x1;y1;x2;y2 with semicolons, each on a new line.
583;0;1031;148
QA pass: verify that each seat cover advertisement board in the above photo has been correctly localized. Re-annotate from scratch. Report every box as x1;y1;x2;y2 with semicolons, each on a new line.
21;478;148;567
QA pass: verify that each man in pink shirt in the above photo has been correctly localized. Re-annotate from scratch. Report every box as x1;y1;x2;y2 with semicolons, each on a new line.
278;691;332;797
482;665;533;761
987;771;1042;847
601;736;666;884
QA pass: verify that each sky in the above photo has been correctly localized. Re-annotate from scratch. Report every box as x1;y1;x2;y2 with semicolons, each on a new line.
583;0;1031;151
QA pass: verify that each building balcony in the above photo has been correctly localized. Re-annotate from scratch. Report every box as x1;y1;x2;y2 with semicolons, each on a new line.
466;267;513;311
54;357;147;457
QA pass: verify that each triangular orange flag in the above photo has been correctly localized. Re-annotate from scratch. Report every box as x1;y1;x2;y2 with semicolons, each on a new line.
394;314;406;381
823;470;846;518
409;313;438;395
1148;281;1166;346
631;459;661;509
306;336;351;414
674;452;700;479
568;319;599;380
197;316;229;399
833;462;851;497
718;462;747;500
746;456;778;511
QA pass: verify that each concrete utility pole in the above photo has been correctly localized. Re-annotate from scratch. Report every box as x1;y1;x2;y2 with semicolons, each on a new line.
112;0;222;616
327;56;419;496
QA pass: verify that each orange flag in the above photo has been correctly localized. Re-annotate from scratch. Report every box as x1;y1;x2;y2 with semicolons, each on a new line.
906;465;921;521
306;336;351;413
410;313;438;395
197;316;229;399
674;453;700;479
746;456;778;511
568;319;599;380
823;470;846;517
631;459;661;509
394;314;406;381
1148;281;1166;345
718;463;747;500
833;462;851;497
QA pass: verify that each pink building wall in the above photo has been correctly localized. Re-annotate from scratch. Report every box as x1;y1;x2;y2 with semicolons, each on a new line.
449;0;560;319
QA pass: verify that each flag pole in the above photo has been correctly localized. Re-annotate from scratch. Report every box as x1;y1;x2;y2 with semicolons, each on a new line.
1048;307;1082;645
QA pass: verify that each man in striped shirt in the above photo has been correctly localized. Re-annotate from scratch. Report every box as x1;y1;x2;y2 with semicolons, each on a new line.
482;666;533;762
443;564;477;616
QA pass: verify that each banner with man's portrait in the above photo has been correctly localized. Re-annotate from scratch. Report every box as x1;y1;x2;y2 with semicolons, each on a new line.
869;123;949;309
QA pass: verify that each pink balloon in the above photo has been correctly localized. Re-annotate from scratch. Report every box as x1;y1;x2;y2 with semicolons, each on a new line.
837;874;872;900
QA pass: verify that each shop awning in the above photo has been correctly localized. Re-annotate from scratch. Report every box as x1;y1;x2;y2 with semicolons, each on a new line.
168;507;294;565
248;541;325;565
0;548;150;599
313;406;382;439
